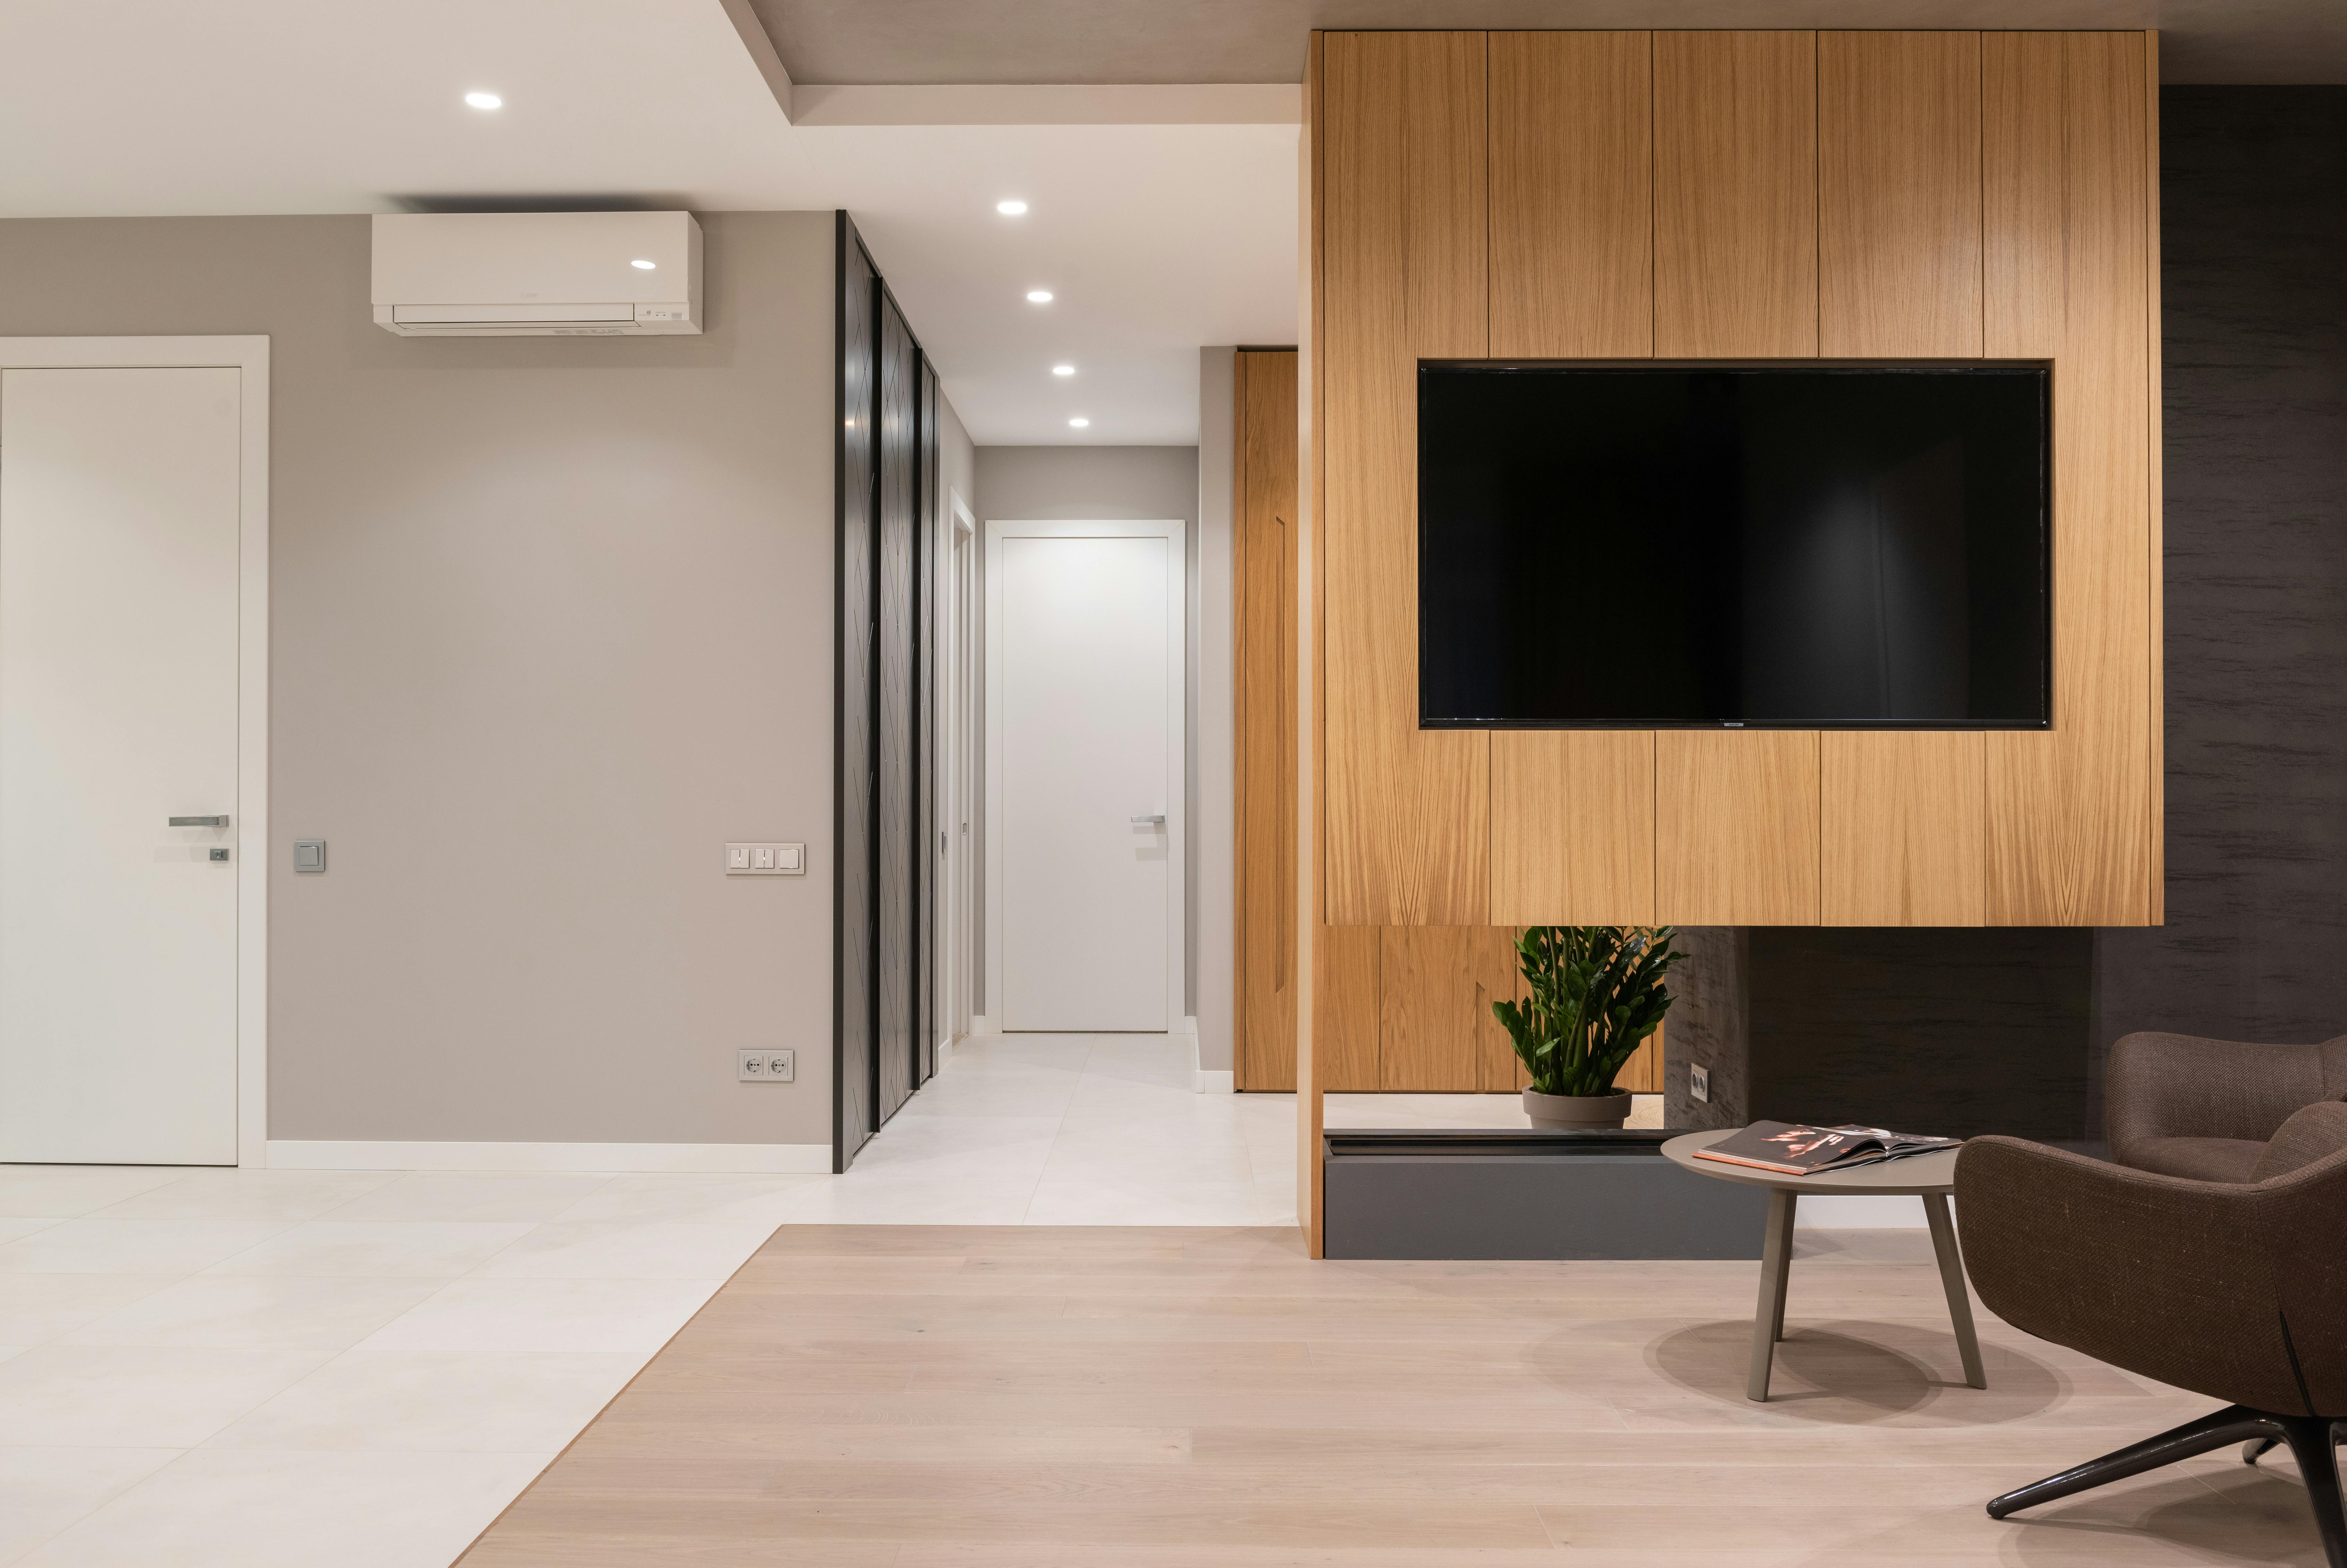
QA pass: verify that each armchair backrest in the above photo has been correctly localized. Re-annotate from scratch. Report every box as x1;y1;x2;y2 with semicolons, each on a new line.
2105;1031;2347;1164
1957;1136;2347;1417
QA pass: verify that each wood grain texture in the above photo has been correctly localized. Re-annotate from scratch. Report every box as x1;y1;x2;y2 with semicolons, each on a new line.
1489;30;1653;358
1818;31;1983;357
1614;1020;1663;1094
1319;30;1489;926
1235;350;1300;1092
2143;31;2165;927
458;1226;2262;1565
1314;923;1381;1092
1472;926;1527;1093
1377;926;1502;1091
1982;31;2154;925
1653;30;1819;357
1489;731;1655;925
1301;30;1326;1253
1820;732;1986;926
1654;731;1821;925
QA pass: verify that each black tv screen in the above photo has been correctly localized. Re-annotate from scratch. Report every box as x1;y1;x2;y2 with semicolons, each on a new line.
1417;364;2051;728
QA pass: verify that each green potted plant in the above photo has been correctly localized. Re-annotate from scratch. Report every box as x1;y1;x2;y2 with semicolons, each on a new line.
1492;925;1685;1131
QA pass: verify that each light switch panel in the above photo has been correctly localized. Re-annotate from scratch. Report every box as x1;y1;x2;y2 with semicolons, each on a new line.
293;839;326;873
725;843;805;877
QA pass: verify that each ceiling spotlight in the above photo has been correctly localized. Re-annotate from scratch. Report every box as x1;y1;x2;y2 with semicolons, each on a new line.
464;91;503;110
996;199;1028;216
1052;364;1076;377
1026;289;1054;304
1069;417;1090;428
630;259;657;270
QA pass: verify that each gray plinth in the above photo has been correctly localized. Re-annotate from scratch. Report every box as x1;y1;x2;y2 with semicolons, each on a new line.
1321;1130;1771;1260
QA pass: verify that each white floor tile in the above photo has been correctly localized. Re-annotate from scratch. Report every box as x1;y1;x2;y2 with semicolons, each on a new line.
200;1220;534;1278
761;1180;1037;1226
0;1445;182;1567
546;1173;822;1226
84;1170;398;1223
0;1277;179;1348
0;1220;62;1247
0;1169;194;1221
357;1277;715;1354
468;1221;776;1281
1022;1175;1264;1226
320;1174;612;1223
0;1220;294;1277
205;1346;642;1455
59;1276;445;1352
0;1345;330;1447
14;1447;554;1568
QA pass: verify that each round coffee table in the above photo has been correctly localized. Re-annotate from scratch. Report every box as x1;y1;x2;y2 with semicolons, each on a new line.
1662;1128;1983;1402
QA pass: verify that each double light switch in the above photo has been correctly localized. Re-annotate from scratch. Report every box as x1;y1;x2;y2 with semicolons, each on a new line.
726;842;804;876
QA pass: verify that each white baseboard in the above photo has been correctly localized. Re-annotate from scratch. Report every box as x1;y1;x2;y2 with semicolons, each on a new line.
267;1140;833;1174
1189;1031;1234;1094
1793;1194;1928;1229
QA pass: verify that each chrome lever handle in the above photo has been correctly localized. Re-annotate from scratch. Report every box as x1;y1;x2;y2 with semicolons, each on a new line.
170;815;230;828
1130;814;1165;825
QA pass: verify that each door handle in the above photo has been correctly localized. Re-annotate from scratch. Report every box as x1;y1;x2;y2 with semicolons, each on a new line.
1130;814;1165;825
170;815;230;828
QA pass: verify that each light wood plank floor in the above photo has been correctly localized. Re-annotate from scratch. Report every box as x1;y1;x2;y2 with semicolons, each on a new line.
457;1225;2325;1566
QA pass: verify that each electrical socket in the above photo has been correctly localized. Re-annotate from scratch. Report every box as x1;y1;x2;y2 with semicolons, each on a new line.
1690;1063;1711;1103
737;1049;795;1083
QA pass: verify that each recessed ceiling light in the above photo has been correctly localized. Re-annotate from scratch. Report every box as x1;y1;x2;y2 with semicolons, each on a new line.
996;199;1028;216
464;91;502;110
1026;289;1054;304
1052;364;1076;377
1069;417;1090;428
630;259;657;270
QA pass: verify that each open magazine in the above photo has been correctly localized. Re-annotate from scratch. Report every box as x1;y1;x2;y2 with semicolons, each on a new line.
1692;1121;1959;1176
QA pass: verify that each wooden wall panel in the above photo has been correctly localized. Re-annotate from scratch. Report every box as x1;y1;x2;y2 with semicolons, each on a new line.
1821;732;1986;925
1654;30;1819;357
1234;351;1299;1091
1818;31;1983;357
1489;31;1653;358
1320;31;1490;926
1490;731;1654;924
1313;923;1381;1091
1378;926;1501;1091
1654;731;1821;924
1982;31;2154;925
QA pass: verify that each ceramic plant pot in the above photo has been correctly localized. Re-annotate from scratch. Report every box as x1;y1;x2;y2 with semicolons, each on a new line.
1523;1088;1633;1131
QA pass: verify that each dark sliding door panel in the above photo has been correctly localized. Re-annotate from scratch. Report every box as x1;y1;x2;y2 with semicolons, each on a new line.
834;217;879;1171
875;293;919;1125
917;361;941;1088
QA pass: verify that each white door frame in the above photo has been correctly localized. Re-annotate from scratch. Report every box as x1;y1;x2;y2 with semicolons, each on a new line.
984;517;1186;1033
0;336;269;1167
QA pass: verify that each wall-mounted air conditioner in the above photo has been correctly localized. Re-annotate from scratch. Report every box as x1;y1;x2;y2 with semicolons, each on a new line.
371;211;702;336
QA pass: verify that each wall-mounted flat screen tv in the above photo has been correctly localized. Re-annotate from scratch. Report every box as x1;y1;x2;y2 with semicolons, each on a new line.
1418;364;2051;729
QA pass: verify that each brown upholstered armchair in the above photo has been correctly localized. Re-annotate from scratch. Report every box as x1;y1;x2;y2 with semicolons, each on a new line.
1956;1108;2347;1566
2109;1030;2347;1180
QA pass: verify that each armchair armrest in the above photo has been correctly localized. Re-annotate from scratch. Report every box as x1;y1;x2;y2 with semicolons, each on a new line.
2105;1031;2333;1162
1955;1136;2339;1415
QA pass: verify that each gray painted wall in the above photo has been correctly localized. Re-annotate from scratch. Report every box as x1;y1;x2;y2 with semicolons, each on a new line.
971;444;1203;1024
0;210;843;1150
2093;88;2347;1123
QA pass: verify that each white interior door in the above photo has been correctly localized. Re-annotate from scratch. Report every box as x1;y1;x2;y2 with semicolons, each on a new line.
987;519;1184;1032
0;366;243;1165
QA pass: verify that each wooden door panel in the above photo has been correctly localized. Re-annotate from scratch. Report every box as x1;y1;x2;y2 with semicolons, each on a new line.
1821;731;1986;925
1314;923;1381;1091
1655;731;1821;925
1654;30;1818;357
1234;351;1300;1090
1490;731;1655;926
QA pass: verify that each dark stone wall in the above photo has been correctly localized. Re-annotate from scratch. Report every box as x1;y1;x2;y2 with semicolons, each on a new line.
2093;88;2347;1123
1664;927;1745;1131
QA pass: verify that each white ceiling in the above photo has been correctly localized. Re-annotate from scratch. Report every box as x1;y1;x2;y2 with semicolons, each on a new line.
0;0;1299;444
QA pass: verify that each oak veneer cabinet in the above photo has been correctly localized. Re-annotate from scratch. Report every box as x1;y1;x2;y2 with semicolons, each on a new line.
1306;28;2163;935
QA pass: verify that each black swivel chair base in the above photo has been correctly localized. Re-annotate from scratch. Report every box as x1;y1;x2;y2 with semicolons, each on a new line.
1986;1404;2347;1568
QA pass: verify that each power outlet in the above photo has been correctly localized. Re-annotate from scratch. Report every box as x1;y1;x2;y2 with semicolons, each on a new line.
737;1049;795;1083
1690;1063;1711;1103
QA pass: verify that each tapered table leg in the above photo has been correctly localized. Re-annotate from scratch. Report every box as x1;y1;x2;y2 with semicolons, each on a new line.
1746;1189;1797;1401
1924;1191;1987;1389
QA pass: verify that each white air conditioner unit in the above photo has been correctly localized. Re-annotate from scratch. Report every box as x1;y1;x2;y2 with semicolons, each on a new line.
371;211;702;336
